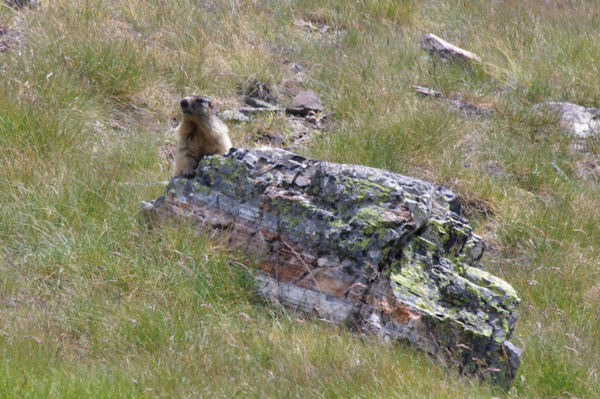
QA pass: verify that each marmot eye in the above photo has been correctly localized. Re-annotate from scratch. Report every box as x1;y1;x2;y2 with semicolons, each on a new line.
194;98;203;104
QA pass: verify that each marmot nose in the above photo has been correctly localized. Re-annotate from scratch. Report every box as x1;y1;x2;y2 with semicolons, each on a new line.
180;98;191;111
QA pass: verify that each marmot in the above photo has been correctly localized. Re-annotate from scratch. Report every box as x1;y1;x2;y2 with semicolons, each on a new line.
174;95;232;177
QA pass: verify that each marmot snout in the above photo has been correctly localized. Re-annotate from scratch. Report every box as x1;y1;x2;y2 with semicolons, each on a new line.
174;95;232;178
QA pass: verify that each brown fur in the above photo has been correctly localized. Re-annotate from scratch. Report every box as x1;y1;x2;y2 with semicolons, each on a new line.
174;95;232;177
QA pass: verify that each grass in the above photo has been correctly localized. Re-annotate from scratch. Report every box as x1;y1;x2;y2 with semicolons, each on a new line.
1;0;600;397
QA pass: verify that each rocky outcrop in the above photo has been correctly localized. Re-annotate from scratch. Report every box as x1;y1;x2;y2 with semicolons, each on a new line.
420;33;481;63
536;102;600;138
141;147;521;387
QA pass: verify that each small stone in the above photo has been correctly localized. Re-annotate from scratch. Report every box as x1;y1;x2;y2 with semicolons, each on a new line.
239;96;282;114
220;110;250;123
575;158;600;181
536;102;600;138
258;130;287;146
420;33;482;63
239;106;282;114
286;90;323;116
412;85;443;97
503;341;522;371
244;96;277;109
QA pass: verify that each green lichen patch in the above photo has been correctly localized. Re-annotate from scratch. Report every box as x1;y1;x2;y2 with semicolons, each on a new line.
340;176;394;202
415;236;439;253
464;266;520;309
353;205;385;235
152;148;521;386
201;153;237;169
391;264;441;307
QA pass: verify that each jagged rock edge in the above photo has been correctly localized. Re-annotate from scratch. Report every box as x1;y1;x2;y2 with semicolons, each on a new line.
142;147;521;387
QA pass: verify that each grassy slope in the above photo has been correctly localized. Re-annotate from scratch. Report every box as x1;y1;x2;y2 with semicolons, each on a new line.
1;0;599;397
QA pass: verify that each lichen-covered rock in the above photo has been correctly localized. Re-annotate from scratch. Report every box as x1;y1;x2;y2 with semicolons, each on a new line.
142;147;521;387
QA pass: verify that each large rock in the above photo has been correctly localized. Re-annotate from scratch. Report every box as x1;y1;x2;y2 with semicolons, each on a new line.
537;102;600;138
142;147;521;387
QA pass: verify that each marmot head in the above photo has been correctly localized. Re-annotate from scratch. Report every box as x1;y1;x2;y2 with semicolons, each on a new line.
180;95;215;121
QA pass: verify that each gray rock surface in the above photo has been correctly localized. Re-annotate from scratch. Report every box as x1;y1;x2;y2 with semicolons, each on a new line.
5;0;38;8
243;96;278;109
420;33;481;63
142;147;521;387
286;90;323;116
413;85;443;98
220;110;251;123
238;96;283;114
537;102;600;138
257;129;287;146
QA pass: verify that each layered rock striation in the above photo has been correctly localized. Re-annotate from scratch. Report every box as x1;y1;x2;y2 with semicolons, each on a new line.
142;147;521;386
